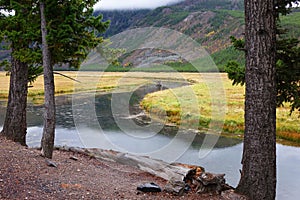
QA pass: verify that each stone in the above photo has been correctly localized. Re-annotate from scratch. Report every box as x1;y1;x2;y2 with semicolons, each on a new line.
164;177;186;196
70;156;78;161
45;159;57;168
137;182;162;193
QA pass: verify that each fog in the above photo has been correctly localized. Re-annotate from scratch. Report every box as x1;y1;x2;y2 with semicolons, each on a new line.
94;0;184;10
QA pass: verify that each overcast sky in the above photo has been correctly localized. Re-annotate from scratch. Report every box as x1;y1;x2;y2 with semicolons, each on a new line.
94;0;184;10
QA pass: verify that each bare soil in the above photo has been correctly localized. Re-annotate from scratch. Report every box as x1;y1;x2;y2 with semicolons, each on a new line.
0;135;245;199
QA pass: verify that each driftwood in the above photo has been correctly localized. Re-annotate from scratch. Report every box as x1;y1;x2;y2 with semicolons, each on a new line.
164;177;186;196
57;146;192;180
55;146;235;196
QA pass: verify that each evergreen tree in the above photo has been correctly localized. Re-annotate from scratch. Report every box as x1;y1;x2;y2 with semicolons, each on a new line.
0;1;41;145
39;0;108;158
0;1;108;149
231;1;299;199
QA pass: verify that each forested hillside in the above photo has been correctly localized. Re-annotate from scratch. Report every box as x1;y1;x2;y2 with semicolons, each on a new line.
1;0;299;71
95;0;300;70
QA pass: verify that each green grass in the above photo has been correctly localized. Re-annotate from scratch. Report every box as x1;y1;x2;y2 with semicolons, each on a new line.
280;11;300;26
80;62;220;72
141;73;300;144
211;46;245;71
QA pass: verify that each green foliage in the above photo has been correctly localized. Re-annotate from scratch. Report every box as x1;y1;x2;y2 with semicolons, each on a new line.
275;0;299;16
226;37;300;112
45;0;109;69
225;6;300;113
211;46;245;71
0;1;43;83
0;0;109;81
208;10;230;29
81;61;219;72
98;9;151;37
224;61;245;85
28;65;43;84
276;37;300;112
229;36;245;49
279;11;300;38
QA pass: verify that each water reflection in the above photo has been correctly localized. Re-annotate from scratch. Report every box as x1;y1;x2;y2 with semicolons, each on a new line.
23;125;300;200
0;83;300;199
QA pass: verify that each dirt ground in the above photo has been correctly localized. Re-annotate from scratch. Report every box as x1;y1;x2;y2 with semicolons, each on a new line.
0;135;246;199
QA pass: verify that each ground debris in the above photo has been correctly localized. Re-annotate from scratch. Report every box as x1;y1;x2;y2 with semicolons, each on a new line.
1;135;246;199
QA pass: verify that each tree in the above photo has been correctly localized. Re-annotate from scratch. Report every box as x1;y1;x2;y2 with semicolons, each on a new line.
235;0;277;199
0;1;40;145
225;11;300;114
40;1;55;158
39;0;108;158
0;1;108;151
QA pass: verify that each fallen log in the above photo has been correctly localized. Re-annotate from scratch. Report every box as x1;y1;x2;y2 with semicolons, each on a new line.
56;146;201;180
55;146;235;196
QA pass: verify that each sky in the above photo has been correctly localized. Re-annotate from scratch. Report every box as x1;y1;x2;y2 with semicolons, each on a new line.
94;0;184;10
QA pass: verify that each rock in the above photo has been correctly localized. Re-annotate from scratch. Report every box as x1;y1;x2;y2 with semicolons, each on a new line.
69;156;78;161
45;159;57;168
164;177;186;196
137;182;162;193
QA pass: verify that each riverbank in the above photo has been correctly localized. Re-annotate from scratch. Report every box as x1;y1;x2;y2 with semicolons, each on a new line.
0;135;247;199
0;71;299;144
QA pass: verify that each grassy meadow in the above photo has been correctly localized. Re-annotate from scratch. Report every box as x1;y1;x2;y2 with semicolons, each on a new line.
0;71;299;144
140;73;299;144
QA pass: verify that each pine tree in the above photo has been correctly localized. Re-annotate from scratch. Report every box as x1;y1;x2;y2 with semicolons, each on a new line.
0;1;108;151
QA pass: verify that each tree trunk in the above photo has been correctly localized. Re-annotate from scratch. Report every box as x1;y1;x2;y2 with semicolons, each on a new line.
236;0;277;199
40;1;56;159
1;56;28;146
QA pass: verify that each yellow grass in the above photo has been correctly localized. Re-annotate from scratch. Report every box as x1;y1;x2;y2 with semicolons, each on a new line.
141;73;300;143
0;71;299;143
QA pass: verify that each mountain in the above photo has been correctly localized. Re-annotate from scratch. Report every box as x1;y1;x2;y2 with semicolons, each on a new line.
95;0;246;70
97;0;244;38
95;0;300;70
1;0;299;71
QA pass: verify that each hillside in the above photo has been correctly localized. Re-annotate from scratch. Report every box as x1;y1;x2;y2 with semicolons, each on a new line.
1;1;300;71
95;0;300;70
98;0;244;37
96;0;245;53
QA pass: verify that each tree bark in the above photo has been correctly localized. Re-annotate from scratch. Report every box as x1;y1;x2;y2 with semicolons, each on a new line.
236;0;277;199
1;55;28;146
40;1;56;159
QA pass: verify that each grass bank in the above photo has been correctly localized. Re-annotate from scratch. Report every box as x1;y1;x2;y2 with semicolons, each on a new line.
141;73;300;144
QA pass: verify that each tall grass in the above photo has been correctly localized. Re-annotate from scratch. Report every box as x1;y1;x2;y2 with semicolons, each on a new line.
141;73;300;143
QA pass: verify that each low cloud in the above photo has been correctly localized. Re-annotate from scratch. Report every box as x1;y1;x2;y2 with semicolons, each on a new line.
94;0;184;10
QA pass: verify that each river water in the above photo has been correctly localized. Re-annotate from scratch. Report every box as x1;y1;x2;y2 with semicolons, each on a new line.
0;85;299;199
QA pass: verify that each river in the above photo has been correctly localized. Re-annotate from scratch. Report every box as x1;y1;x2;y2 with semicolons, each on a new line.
0;84;299;200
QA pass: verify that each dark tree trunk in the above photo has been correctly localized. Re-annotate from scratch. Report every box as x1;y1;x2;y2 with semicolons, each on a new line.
236;0;277;199
40;1;56;159
1;55;28;146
